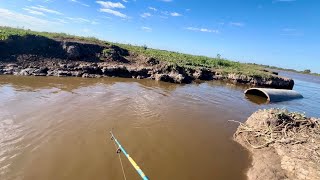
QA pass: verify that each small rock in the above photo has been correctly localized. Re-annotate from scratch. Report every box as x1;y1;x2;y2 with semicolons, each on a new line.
19;68;37;76
57;70;71;77
33;73;47;76
34;67;48;74
6;63;18;68
71;71;84;77
82;73;101;78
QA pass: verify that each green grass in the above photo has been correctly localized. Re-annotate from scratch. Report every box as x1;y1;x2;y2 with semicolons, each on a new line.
0;26;103;43
0;26;274;78
114;43;271;77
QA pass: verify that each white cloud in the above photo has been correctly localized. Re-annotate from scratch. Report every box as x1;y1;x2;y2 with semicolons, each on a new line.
96;1;125;9
91;21;100;25
161;11;169;15
69;0;90;7
100;15;112;20
141;26;152;32
99;8;128;18
160;11;182;18
22;8;46;16
96;1;128;18
149;7;157;11
141;12;152;18
66;17;91;23
122;0;128;2
230;22;244;27
170;12;182;17
28;5;63;15
53;18;67;24
0;8;61;29
186;27;219;33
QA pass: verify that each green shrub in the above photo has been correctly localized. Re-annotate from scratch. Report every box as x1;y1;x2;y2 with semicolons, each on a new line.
303;69;311;74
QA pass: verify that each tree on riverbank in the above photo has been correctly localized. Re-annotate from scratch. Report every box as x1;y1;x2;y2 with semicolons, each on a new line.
303;69;311;74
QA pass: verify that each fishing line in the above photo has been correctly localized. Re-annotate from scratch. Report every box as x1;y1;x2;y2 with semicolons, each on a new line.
112;136;127;180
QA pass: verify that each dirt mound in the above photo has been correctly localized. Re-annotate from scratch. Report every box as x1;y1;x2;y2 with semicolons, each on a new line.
233;109;320;180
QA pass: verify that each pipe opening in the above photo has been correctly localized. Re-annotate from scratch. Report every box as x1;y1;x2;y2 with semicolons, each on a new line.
245;89;269;100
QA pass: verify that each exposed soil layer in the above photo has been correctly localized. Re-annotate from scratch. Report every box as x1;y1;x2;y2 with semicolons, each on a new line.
233;109;320;180
0;35;294;89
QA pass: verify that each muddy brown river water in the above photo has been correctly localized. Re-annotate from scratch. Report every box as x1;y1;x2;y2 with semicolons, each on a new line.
0;73;319;180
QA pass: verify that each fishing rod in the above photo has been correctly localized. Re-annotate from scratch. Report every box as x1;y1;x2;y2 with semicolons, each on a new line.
110;131;150;180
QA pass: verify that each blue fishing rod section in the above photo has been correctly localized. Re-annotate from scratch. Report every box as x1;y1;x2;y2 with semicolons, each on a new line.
110;131;150;180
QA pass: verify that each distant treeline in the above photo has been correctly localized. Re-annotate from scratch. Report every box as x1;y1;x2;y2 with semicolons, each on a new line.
247;63;320;77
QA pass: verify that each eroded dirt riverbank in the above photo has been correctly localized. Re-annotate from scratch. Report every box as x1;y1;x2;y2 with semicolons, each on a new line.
0;35;294;89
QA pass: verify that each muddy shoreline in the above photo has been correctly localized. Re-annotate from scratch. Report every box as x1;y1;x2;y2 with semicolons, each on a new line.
233;109;320;180
0;35;294;89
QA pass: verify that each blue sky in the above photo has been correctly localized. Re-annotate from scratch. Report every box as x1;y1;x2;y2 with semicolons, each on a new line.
0;0;319;72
